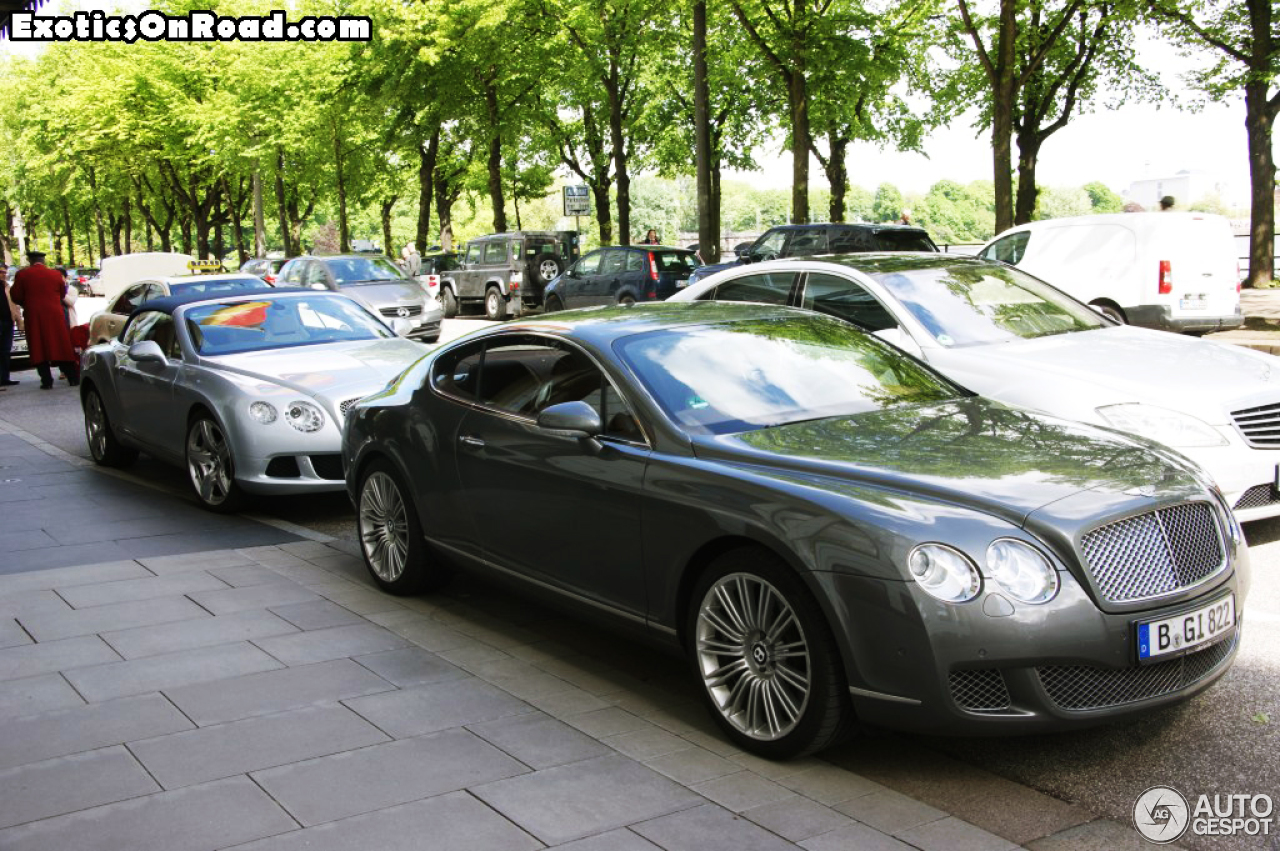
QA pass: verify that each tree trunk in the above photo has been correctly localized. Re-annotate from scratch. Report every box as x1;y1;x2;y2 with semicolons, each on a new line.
990;0;1018;234
109;211;123;256
711;156;722;262
592;183;613;245
380;196;397;259
605;64;631;244
180;214;193;255
417;130;439;252
53;233;62;265
61;201;75;265
87;167;108;259
1014;129;1041;224
1;203;11;265
788;69;811;224
485;82;507;233
693;0;718;263
274;148;293;257
827;132;848;223
253;171;266;257
1244;79;1276;287
334;127;350;254
434;173;456;253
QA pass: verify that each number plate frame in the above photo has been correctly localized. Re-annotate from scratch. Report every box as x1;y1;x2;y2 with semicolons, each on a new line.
1135;592;1235;665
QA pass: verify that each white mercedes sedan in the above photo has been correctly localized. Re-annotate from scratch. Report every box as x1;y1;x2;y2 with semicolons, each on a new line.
671;253;1280;522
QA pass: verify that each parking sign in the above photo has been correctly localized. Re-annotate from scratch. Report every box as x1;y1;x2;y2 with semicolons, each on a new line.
563;185;590;216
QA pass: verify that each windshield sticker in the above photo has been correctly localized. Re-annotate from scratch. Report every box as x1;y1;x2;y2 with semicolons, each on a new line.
199;301;271;329
936;333;955;347
687;396;710;410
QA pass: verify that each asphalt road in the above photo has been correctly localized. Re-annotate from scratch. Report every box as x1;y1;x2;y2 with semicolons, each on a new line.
2;318;1277;850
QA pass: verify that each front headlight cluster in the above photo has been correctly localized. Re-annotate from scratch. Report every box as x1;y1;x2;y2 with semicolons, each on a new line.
1097;403;1227;448
909;539;1059;605
248;400;326;433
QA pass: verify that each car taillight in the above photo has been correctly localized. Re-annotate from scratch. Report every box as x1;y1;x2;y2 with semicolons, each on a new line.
648;252;659;282
1158;260;1172;295
1237;260;1243;292
265;274;277;285
509;281;520;292
647;291;656;299
77;275;88;284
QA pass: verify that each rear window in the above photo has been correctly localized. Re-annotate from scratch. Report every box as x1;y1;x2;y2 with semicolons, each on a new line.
873;231;937;252
651;251;699;273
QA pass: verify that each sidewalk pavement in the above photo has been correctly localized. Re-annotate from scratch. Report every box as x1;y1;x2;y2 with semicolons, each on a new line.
1205;288;1280;354
0;539;1175;851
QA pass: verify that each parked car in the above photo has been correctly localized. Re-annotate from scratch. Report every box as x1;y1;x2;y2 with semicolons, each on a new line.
64;266;101;295
95;252;193;301
277;254;442;343
978;212;1242;333
80;289;427;511
86;273;274;344
240;257;287;285
343;301;1247;758
542;245;700;311
687;222;939;287
672;253;1280;521
439;230;581;319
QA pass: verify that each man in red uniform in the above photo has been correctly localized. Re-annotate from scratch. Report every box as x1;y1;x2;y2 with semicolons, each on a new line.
10;250;78;389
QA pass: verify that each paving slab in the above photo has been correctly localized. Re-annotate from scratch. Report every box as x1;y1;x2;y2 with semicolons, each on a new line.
0;775;298;851
691;771;796;813
253;727;529;826
896;815;1021;851
834;788;950;835
631;802;798;851
64;641;283;702
799;821;917;851
0;560;150;592
269;599;367;630
550;828;665;850
139;551;258;574
0;692;192;770
0;746;159;828
102;609;300;659
19;595;210;642
0;635;120;681
0;589;71;619
741;795;857;842
129;704;389;789
207;565;294;587
472;753;702;845
644;746;744;785
0;617;31;649
343;676;532;738
1024;818;1154;851
468;711;613;769
225;790;541;851
351;646;467;688
56;571;228;608
164;657;396;726
188;583;321;615
0;673;85;721
253;623;409;666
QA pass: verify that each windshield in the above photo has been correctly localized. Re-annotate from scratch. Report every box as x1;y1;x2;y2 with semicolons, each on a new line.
169;276;271;297
615;316;961;435
184;295;393;355
871;263;1107;347
326;256;405;285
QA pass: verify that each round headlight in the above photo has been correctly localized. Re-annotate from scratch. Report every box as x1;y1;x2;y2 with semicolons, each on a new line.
908;544;981;603
248;401;277;424
985;539;1059;604
284;401;324;433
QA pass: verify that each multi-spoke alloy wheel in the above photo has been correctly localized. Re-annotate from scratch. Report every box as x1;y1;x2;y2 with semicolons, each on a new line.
82;388;137;468
186;417;240;511
360;471;409;583
696;572;812;741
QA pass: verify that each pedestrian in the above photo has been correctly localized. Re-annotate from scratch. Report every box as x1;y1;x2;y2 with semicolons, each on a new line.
9;250;79;389
899;210;912;225
0;266;19;389
640;229;660;245
401;242;421;277
1160;195;1175;211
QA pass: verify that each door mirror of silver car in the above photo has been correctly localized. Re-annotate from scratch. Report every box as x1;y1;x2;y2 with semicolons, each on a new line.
128;340;167;366
389;317;415;337
537;401;603;447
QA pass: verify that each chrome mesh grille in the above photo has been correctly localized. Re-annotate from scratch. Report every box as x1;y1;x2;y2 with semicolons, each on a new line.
1234;484;1279;511
1037;632;1237;710
339;397;362;418
380;305;422;318
949;669;1011;712
1079;503;1225;603
1230;401;1280;448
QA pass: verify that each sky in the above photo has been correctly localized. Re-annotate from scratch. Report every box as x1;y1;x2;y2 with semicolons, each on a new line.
2;6;1266;207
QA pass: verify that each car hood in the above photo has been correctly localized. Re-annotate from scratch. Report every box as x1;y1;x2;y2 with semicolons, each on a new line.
926;327;1278;425
692;397;1203;527
203;338;425;405
337;281;425;308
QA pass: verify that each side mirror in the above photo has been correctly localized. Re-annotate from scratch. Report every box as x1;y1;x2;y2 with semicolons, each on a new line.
128;340;168;366
390;317;414;337
537;401;603;445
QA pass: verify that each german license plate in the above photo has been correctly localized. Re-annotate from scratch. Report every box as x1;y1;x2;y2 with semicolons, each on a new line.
676;279;689;288
1180;294;1207;310
1136;594;1234;663
13;336;26;354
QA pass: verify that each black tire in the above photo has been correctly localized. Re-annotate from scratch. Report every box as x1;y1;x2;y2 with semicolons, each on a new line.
618;293;637;306
484;286;508;321
1092;302;1126;324
356;458;447;595
544;294;564;313
441;287;458;319
686;547;853;759
82;388;138;468
536;257;563;284
185;414;244;513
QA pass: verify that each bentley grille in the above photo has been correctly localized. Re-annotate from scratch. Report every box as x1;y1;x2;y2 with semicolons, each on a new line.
1079;502;1225;604
1037;632;1237;711
1230;401;1280;448
949;669;1011;712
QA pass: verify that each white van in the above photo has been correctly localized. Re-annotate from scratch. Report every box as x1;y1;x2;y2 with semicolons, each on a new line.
978;212;1242;333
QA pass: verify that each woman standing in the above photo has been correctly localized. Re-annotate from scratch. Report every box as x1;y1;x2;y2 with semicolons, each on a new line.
10;250;78;389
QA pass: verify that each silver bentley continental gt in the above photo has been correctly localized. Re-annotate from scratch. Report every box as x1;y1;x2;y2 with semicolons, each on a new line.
80;289;428;512
343;302;1249;759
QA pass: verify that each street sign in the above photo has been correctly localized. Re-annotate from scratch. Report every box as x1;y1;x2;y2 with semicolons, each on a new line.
563;185;590;217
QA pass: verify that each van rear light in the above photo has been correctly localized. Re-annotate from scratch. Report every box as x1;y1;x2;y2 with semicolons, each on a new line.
1158;260;1172;295
509;281;520;292
648;252;659;282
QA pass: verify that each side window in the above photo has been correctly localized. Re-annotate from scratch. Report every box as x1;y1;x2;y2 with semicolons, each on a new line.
141;283;165;303
144;314;181;359
465;243;483;265
600;250;626;276
431;340;485;403
114;284;146;315
709;272;795;305
801;273;898;332
983;232;1030;265
625;251;644;273
304;263;330;289
787;228;828;257
483;241;507;264
281;261;305;285
752;229;787;259
121;310;163;346
574;252;602;276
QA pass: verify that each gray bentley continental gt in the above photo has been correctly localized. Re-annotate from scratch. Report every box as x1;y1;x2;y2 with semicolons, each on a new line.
342;302;1249;759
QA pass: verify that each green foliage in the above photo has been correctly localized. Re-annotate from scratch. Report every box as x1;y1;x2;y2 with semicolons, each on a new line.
915;180;996;243
1083;181;1125;213
872;184;905;223
1036;186;1094;219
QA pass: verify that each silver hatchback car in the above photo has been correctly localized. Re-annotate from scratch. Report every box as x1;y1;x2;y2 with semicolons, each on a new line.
279;254;442;343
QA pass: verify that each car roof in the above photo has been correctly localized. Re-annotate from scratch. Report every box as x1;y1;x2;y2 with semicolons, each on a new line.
160;273;270;286
809;252;996;275
129;287;317;318
591;245;692;252
763;222;932;235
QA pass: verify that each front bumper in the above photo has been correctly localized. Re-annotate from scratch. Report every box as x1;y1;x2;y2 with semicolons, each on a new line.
1126;304;1244;334
409;318;442;342
1179;433;1280;522
817;563;1244;736
236;451;347;495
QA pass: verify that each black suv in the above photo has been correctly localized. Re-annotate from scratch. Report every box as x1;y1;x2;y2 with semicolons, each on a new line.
542;245;701;311
689;223;938;285
439;231;581;320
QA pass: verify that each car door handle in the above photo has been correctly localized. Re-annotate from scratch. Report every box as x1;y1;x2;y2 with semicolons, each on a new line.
459;434;485;448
